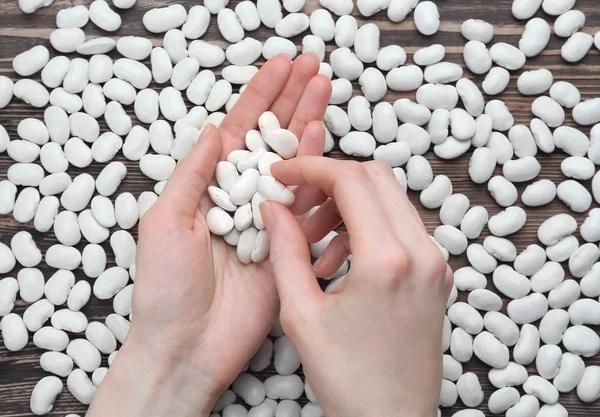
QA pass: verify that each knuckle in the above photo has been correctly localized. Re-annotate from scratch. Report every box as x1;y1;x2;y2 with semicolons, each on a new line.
387;250;413;277
434;256;451;282
341;160;367;179
365;160;393;177
138;209;158;232
445;267;455;289
424;245;451;284
373;248;413;289
279;307;303;339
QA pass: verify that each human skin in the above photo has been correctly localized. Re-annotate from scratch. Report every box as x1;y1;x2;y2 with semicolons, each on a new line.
87;53;451;417
87;53;331;417
262;157;453;417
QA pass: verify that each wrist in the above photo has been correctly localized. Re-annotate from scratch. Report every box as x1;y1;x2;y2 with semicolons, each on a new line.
88;335;219;417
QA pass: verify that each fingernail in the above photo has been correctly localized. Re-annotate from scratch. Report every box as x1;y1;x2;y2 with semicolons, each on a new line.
199;123;214;140
259;201;274;226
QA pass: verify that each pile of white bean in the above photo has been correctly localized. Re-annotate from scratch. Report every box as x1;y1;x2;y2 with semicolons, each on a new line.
1;0;600;416
206;112;300;264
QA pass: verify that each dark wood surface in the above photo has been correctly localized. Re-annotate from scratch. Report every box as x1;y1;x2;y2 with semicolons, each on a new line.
1;0;600;416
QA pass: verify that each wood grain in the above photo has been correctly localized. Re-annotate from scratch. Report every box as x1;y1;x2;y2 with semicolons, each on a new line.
1;0;600;416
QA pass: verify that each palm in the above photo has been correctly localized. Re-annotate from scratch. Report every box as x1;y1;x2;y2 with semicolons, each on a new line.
129;53;331;395
209;236;278;373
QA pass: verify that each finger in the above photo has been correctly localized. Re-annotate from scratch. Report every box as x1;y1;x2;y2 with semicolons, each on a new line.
313;233;350;279
301;198;342;243
272;157;397;260
287;74;332;139
289;121;328;215
260;201;323;312
157;125;222;227
362;161;430;247
290;186;328;216
444;265;455;300
269;54;320;129
220;54;292;156
297;120;326;157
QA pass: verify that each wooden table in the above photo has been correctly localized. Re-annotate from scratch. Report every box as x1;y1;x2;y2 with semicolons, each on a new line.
1;0;599;416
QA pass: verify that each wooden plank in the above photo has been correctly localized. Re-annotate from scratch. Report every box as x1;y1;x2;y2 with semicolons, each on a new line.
0;0;599;416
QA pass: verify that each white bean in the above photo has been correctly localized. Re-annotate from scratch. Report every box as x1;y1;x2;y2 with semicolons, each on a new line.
546;235;580;263
519;18;550;57
485;100;514;131
573;98;600;126
0;77;13;108
523;376;559;404
413;1;440;36
12;231;42;268
67;368;97;405
143;4;186;33
557;180;591;213
492;265;530;299
420;175;453;209
468;289;502;312
425;62;463;84
13;45;49;77
490;43;526;70
94;267;129;300
89;0;121;31
457;373;484;407
85;322;117;355
233;374;266;406
264;375;304;400
542;0;575;15
577;366;600;403
506;395;540;417
339;132;375;157
462;19;494;43
488;207;526;237
482;67;510;96
434;225;468;256
581;209;600;243
484;311;520;347
13;188;41;224
450;327;473;363
40;351;73;377
386;65;423;92
68;281;91;311
15;79;50;108
469;147;496;185
77;38;116;55
440;194;470;227
563;325;600;357
561;32;594;62
30;376;63;416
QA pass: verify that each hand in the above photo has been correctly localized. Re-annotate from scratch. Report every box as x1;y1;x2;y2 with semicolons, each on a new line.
87;54;331;417
260;158;454;417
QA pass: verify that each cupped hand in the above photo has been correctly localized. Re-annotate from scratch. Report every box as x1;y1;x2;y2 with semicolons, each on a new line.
87;54;331;417
260;158;454;417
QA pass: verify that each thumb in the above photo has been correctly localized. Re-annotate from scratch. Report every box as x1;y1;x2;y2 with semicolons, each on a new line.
157;124;222;226
260;201;322;313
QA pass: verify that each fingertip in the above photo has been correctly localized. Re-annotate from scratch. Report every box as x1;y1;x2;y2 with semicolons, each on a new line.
298;120;326;157
269;160;287;181
194;123;222;159
267;54;293;73
292;52;320;77
274;53;292;63
312;74;333;96
259;201;275;228
263;200;293;226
